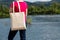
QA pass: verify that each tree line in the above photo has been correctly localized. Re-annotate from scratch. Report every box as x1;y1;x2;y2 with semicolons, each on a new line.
28;2;60;15
0;2;60;18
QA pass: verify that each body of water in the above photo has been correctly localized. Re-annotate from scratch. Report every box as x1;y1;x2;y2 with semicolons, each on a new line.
0;15;60;40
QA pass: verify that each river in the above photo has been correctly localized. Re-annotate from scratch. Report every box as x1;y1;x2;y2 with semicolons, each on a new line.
0;15;60;40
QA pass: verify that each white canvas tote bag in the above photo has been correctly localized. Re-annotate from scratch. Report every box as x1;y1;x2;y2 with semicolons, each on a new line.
10;1;26;30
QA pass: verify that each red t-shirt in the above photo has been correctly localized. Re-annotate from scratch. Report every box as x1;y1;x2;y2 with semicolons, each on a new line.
10;1;28;22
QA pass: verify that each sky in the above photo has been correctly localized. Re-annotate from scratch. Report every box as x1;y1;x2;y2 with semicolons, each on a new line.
25;0;52;2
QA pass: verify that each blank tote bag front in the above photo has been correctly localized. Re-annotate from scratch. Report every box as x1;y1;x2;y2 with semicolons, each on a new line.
10;1;26;31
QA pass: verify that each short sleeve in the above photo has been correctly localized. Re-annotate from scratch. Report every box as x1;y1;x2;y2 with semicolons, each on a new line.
25;2;28;9
10;3;13;8
26;3;28;9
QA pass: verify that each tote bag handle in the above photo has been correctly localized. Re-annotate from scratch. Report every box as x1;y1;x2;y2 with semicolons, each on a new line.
13;1;21;13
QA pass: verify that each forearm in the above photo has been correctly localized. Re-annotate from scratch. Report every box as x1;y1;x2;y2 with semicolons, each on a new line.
26;9;28;16
9;8;13;13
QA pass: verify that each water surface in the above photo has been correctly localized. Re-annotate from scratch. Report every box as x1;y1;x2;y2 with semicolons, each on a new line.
0;15;60;40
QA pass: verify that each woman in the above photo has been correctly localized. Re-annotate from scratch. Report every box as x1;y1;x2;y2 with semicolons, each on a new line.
8;0;28;40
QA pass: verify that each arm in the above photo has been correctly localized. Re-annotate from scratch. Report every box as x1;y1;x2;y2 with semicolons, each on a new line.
9;3;13;18
9;8;13;13
9;3;13;13
26;8;28;16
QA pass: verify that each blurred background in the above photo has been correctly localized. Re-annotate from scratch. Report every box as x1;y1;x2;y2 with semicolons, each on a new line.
0;0;60;17
0;0;60;40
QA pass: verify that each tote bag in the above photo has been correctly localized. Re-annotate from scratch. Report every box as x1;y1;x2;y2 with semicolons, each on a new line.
10;1;26;30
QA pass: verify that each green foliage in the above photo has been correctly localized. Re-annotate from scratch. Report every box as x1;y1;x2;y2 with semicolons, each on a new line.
28;2;60;15
0;2;60;18
0;5;9;18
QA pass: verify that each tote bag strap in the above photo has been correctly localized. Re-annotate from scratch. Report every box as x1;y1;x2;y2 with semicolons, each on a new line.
13;1;21;13
13;1;14;13
17;1;21;12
